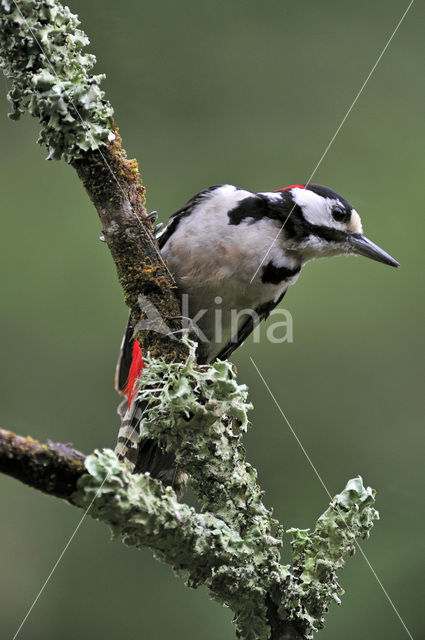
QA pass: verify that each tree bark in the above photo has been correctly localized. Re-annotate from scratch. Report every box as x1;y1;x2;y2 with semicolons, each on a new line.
0;428;85;501
72;127;187;363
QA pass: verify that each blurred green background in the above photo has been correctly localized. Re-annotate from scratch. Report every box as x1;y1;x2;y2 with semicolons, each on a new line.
0;1;423;638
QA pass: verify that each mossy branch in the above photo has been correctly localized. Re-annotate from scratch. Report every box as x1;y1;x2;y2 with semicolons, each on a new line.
0;428;85;499
0;346;379;640
0;2;379;639
0;420;378;640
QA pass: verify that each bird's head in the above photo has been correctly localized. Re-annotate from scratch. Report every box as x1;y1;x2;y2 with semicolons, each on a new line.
276;184;400;268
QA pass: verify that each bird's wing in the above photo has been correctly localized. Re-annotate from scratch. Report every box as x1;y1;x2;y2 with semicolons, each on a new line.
214;289;288;361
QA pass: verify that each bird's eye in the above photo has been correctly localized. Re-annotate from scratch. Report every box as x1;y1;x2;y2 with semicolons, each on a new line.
332;206;350;223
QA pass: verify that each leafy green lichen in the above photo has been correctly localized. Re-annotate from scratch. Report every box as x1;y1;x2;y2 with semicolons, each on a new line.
74;343;379;640
278;478;379;637
130;340;283;563
0;0;114;161
73;449;274;640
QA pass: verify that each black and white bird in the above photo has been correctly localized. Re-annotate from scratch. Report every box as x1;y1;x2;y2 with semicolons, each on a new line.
115;183;399;490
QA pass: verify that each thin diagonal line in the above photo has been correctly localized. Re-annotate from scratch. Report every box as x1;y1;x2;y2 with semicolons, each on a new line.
250;357;332;497
11;1;174;282
355;542;414;639
250;356;414;640
12;410;142;640
250;0;414;284
12;481;106;640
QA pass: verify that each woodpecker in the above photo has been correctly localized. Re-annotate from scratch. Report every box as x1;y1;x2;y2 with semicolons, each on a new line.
115;183;399;490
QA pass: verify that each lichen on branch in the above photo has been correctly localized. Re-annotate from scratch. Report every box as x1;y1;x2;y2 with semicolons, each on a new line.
133;340;278;530
280;478;379;636
74;448;277;640
0;343;379;640
0;0;114;161
113;341;379;639
74;444;378;640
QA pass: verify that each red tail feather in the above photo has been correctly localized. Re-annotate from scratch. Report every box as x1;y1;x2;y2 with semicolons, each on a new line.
124;341;144;406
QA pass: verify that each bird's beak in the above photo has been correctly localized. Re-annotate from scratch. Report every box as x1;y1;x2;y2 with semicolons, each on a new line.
348;234;400;268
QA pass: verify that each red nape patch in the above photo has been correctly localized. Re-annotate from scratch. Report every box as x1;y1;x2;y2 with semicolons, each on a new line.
124;341;145;406
275;184;306;192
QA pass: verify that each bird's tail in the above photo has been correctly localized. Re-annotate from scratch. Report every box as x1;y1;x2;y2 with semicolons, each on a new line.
115;398;187;499
115;326;186;498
